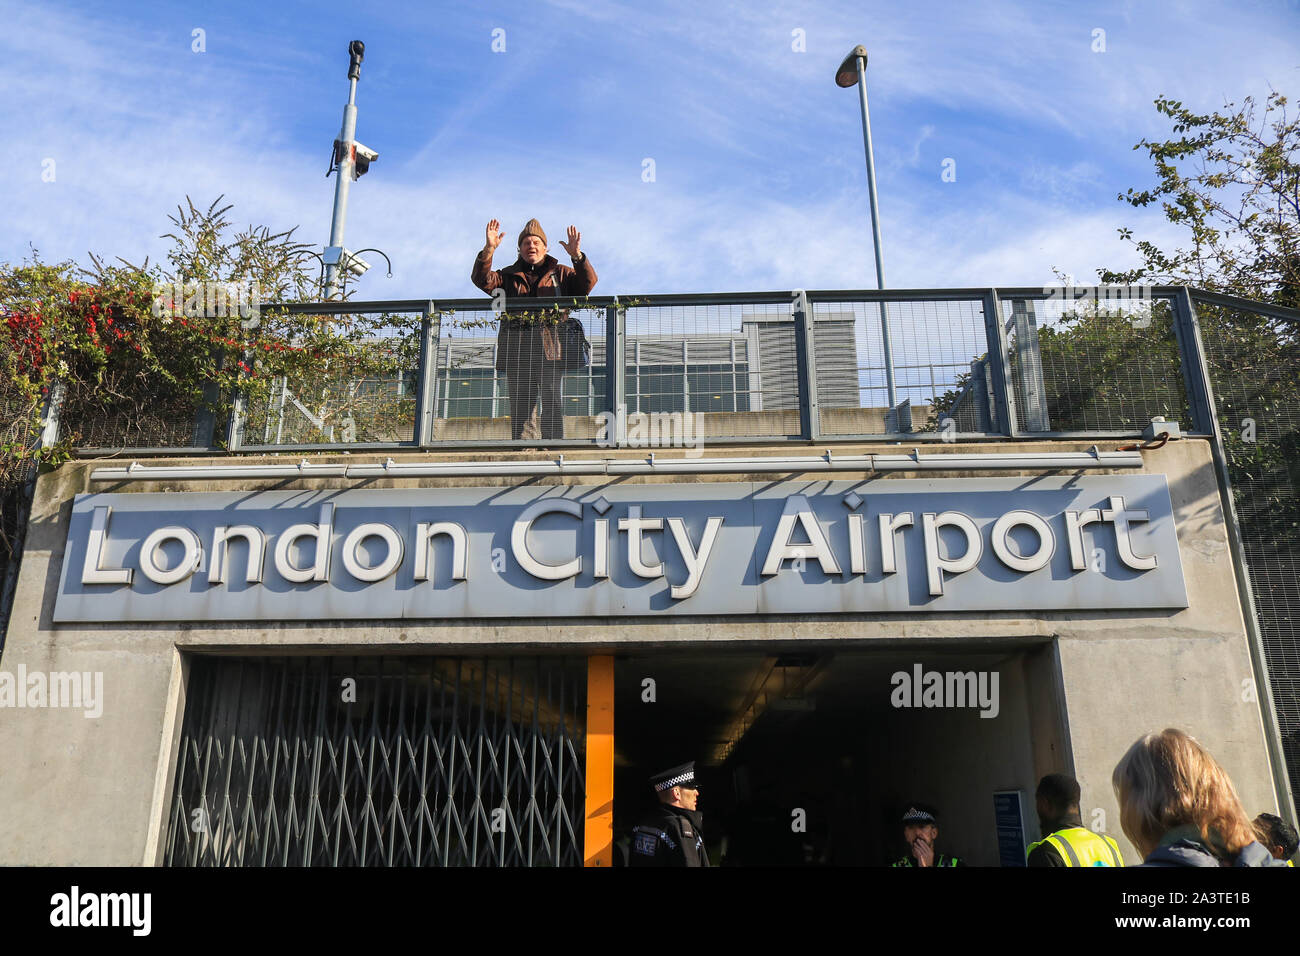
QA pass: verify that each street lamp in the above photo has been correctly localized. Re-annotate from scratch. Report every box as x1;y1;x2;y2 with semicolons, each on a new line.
837;45;898;414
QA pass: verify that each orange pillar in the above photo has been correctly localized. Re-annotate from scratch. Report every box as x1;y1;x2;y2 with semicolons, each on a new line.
584;655;615;867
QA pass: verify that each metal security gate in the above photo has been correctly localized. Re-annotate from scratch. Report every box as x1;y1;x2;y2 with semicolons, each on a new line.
164;655;586;866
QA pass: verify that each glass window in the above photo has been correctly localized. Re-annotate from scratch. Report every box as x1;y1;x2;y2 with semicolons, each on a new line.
638;365;686;413
441;368;498;419
562;371;606;416
629;363;750;413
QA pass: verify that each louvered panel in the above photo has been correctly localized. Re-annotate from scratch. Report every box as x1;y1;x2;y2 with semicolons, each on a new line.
812;318;860;409
634;340;688;365
755;324;799;410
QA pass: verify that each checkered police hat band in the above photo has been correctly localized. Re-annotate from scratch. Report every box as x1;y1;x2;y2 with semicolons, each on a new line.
654;771;695;792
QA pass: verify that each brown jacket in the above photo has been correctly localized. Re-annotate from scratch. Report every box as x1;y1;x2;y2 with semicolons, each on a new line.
471;249;597;299
472;250;598;376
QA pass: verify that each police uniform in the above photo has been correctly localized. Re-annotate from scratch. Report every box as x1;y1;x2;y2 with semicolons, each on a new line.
890;805;964;867
1027;824;1124;867
629;762;710;867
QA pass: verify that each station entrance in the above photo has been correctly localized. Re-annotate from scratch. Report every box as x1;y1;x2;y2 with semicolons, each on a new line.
163;642;1064;867
612;642;1066;867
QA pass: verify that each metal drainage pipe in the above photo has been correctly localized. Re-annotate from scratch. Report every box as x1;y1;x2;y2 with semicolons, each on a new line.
88;448;1144;483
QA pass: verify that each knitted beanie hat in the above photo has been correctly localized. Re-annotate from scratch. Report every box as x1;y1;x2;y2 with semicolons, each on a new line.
517;219;547;247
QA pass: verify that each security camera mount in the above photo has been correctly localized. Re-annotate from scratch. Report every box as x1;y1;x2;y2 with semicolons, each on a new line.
322;40;392;300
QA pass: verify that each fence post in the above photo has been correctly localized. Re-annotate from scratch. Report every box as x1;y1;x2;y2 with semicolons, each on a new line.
414;300;437;446
39;381;66;450
605;300;626;448
1011;299;1050;431
191;378;220;448
981;289;1017;436
225;381;246;451
969;358;993;433
1170;286;1217;435
793;290;820;440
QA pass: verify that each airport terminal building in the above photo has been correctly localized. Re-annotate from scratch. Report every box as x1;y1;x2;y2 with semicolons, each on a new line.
0;285;1295;866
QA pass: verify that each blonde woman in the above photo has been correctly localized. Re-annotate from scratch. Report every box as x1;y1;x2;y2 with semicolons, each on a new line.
1112;728;1285;867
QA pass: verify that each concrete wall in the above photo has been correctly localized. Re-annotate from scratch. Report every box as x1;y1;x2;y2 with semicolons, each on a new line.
862;649;1042;866
428;404;929;441
0;437;1282;864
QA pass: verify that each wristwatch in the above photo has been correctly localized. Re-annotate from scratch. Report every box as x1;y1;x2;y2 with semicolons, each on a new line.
572;251;585;262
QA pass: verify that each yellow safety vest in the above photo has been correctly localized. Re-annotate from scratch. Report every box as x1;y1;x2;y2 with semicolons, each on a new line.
1026;827;1124;867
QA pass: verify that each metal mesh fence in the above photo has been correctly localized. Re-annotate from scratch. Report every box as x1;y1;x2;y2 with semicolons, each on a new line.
0;369;43;647
815;297;989;435
237;310;423;448
621;300;800;441
164;654;587;867
433;306;606;442
1196;298;1300;810
1001;291;1188;433
59;374;209;450
37;289;1283;454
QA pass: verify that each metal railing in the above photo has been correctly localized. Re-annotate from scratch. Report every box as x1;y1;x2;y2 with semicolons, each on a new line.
54;285;1248;455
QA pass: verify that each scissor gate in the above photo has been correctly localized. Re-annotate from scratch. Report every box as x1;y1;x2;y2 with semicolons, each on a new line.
164;655;586;866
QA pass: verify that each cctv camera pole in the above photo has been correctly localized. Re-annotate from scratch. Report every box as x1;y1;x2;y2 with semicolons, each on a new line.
838;46;896;410
324;41;365;300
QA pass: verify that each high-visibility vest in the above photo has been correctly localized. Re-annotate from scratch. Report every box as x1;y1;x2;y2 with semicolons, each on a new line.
1027;826;1124;867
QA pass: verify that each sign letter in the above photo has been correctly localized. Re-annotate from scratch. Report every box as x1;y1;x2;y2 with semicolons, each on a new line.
921;511;981;596
512;499;582;580
81;506;132;586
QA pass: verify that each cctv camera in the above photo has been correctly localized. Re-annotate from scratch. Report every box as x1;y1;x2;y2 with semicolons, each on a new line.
343;251;371;277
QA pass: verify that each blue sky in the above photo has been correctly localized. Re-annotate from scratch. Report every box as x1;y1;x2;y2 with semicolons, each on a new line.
5;0;1300;299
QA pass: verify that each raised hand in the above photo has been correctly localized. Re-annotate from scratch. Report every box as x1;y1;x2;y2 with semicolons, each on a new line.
558;225;582;259
485;219;505;252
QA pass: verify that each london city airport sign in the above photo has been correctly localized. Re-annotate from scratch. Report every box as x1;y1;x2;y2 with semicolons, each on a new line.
52;477;1188;621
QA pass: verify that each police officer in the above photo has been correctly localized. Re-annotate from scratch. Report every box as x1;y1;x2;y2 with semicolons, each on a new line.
629;761;709;867
1027;772;1124;867
890;805;964;867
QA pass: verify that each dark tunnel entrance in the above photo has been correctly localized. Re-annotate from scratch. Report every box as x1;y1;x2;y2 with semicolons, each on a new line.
612;643;1066;866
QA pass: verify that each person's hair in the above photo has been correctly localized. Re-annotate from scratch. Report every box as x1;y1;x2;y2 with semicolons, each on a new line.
1253;813;1299;857
1111;728;1257;860
1037;772;1081;812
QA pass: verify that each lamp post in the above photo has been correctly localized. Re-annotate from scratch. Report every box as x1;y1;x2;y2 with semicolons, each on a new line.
324;40;378;300
836;45;897;413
